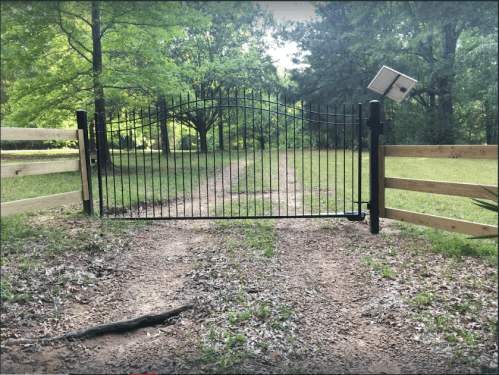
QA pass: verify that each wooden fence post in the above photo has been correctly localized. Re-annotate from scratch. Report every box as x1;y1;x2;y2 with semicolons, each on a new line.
379;145;386;218
77;110;94;216
369;100;381;234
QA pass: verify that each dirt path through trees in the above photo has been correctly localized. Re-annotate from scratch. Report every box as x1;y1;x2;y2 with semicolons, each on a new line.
1;151;496;374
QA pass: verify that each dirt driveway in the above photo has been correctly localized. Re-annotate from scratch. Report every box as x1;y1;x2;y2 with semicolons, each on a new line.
1;215;496;374
1;152;497;374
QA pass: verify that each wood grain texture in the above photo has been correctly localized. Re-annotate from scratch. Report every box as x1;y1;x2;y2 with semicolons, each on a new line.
385;178;498;199
1;191;82;216
1;127;78;141
1;160;80;179
78;129;89;201
383;145;497;159
379;146;386;218
385;207;498;238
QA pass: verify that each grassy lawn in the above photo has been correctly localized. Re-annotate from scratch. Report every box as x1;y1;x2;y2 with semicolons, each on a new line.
1;148;497;262
1;150;235;210
101;150;235;215
292;149;365;214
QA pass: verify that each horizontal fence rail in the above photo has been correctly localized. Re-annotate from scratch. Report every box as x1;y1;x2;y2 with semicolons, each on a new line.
94;91;366;221
379;145;498;238
1;126;91;216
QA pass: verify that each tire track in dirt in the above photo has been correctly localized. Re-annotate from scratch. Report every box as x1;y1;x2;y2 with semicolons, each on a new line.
275;218;475;373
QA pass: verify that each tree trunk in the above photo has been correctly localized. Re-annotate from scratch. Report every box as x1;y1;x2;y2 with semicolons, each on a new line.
199;128;208;153
158;95;170;154
89;119;96;154
484;97;498;145
435;22;460;145
258;136;265;150
92;1;111;164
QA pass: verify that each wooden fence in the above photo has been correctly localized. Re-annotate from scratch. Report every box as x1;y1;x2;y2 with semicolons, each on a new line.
1;126;92;217
378;145;498;238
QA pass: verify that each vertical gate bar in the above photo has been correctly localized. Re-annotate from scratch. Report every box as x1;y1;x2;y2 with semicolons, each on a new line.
212;91;217;217
155;102;163;217
204;94;213;217
277;94;280;216
326;104;329;214
334;105;338;213
285;95;289;216
195;122;200;217
318;103;321;215
133;110;140;217
118;112;125;217
260;91;264;216
228;90;233;216
103;115;109;215
195;95;201;216
204;95;209;217
293;97;296;216
370;100;380;234
244;89;249;216
343;105;346;214
220;90;225;217
180;95;186;217
268;92;272;216
194;93;202;216
125;110;133;217
236;88;240;216
358;103;362;218
309;101;312;215
172;98;178;217
252;91;256;215
352;104;355;214
148;106;156;217
187;93;194;217
195;95;202;217
125;111;132;217
95;112;104;217
301;100;304;216
141;108;148;218
109;113;117;216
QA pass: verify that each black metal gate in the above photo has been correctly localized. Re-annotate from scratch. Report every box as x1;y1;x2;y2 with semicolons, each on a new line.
93;91;366;221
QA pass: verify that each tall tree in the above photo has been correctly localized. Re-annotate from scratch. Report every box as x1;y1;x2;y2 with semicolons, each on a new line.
166;1;281;152
1;1;203;161
278;1;498;145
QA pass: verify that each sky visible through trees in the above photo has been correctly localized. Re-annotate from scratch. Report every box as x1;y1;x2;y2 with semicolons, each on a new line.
1;1;497;149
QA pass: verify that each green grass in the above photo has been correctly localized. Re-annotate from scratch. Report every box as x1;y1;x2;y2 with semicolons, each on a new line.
1;150;236;211
0;210;146;307
214;216;278;258
291;150;497;262
1;148;497;262
231;150;280;194
99;150;238;215
292;150;366;214
211;197;287;218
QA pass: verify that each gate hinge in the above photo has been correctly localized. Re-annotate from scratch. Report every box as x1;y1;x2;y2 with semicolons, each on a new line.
367;201;371;210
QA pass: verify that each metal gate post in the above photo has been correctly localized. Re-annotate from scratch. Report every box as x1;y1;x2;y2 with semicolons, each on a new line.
77;110;94;216
369;100;381;234
95;112;104;217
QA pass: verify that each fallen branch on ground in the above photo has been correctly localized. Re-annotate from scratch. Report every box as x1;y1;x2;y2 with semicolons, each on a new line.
2;302;195;346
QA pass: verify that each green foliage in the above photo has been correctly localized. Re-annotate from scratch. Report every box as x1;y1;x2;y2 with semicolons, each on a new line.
278;1;498;145
1;1;203;128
